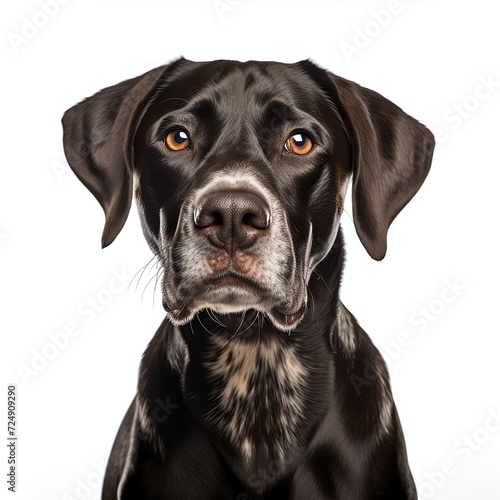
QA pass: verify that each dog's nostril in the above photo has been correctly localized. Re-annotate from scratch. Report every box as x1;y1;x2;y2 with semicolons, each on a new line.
194;208;224;229
241;212;270;231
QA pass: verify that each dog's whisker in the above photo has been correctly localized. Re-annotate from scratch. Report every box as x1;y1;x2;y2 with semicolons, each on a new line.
231;311;247;339
310;269;335;299
151;268;164;309
140;269;163;304
341;207;353;221
306;283;319;329
196;312;215;336
207;309;227;328
130;255;158;293
233;311;259;339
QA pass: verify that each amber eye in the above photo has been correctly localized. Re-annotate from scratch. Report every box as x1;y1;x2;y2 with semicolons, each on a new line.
284;132;314;155
165;129;190;151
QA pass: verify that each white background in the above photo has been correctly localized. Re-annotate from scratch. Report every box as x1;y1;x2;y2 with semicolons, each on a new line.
1;1;499;499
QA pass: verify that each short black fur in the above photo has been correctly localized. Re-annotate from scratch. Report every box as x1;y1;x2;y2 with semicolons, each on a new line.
62;58;434;499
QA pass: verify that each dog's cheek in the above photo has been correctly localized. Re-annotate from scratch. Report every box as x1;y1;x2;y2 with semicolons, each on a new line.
298;178;337;267
134;195;161;254
167;228;210;295
135;145;194;236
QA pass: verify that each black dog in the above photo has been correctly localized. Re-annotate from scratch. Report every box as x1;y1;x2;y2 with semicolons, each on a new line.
62;58;434;499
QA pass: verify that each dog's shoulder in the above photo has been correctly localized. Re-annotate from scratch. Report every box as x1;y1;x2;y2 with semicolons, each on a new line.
332;301;395;439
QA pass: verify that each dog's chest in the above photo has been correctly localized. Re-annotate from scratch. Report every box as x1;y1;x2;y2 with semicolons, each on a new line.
203;336;307;461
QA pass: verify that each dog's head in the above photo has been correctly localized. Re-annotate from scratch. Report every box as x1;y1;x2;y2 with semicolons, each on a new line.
62;58;434;331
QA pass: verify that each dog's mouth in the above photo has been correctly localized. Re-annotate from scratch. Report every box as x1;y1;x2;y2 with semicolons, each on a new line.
208;272;261;289
164;271;307;332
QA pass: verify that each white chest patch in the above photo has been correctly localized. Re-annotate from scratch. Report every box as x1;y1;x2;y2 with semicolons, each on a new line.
204;336;307;462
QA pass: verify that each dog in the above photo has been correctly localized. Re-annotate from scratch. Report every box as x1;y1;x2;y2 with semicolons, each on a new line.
62;58;434;499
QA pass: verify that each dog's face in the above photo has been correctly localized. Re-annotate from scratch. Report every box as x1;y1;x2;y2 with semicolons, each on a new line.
134;60;352;330
62;58;434;331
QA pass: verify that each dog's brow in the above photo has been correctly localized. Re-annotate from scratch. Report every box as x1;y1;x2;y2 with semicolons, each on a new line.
176;98;221;124
153;99;221;136
261;101;302;124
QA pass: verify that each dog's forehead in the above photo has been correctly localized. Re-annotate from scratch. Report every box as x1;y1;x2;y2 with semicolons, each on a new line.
157;59;327;116
180;59;309;89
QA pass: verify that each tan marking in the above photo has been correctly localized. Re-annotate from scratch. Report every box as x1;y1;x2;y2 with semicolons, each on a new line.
335;302;356;354
205;251;231;274
234;251;262;279
206;336;307;461
136;398;166;460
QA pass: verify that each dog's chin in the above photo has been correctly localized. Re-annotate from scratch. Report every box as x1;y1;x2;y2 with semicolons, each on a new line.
164;287;307;332
267;303;307;331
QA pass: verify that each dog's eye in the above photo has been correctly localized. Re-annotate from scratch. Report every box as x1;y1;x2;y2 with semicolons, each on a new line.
165;129;190;151
284;132;314;155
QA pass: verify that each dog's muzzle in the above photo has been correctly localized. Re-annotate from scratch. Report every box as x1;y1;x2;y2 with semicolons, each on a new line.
162;182;308;332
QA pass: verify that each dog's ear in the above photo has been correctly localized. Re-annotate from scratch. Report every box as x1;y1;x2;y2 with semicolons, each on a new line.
328;73;435;260
62;65;168;248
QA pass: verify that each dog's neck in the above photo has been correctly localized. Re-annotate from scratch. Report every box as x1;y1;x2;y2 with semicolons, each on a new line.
139;229;347;476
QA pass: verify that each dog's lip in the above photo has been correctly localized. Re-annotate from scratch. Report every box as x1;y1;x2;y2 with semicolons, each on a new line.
166;300;307;332
164;273;306;330
270;303;307;329
205;271;263;290
165;272;263;320
168;306;191;323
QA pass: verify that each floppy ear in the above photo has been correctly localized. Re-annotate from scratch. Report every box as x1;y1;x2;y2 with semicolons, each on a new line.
328;74;435;260
62;65;168;248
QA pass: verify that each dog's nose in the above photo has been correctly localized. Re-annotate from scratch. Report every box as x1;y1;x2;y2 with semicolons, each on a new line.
194;190;271;250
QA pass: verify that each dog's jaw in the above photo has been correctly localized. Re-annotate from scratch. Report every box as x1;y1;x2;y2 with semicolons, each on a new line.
165;300;308;333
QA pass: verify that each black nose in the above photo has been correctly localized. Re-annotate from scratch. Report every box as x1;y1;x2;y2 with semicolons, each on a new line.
194;190;271;250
